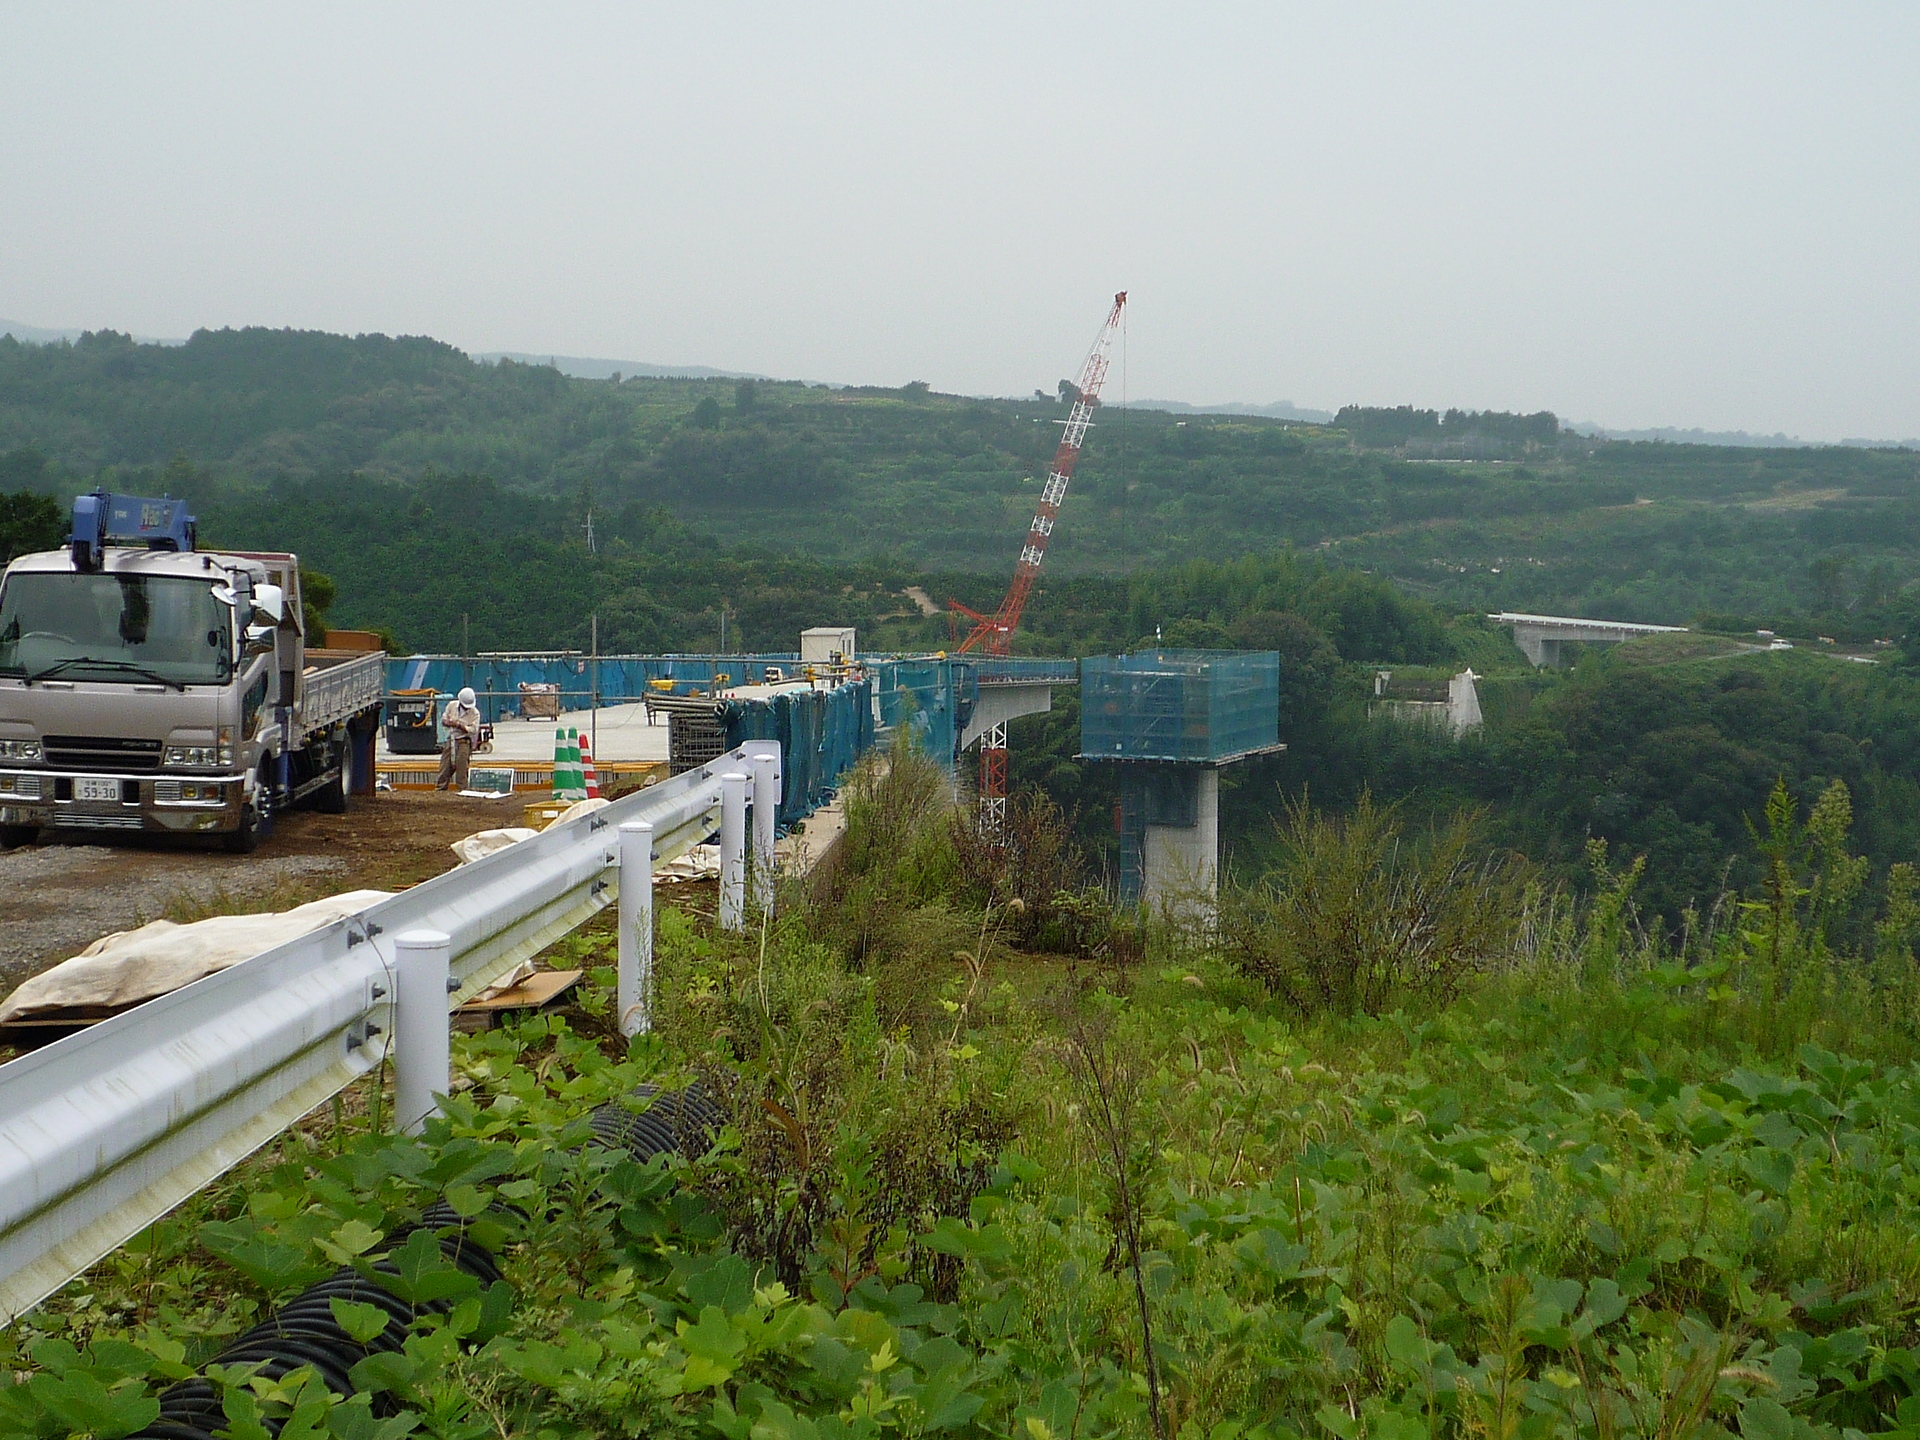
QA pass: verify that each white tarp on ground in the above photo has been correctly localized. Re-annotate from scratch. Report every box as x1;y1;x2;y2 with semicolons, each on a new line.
657;844;720;883
447;797;609;864
3;792;719;1027
0;890;394;1024
449;828;539;864
446;799;719;883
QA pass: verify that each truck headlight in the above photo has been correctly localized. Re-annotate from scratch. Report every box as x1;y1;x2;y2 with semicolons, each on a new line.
165;728;235;768
0;738;42;762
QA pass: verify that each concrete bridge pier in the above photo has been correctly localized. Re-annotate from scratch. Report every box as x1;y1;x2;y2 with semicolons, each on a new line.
1512;629;1569;668
1492;613;1688;668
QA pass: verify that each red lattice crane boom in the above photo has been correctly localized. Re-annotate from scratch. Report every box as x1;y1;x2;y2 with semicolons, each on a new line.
953;291;1127;656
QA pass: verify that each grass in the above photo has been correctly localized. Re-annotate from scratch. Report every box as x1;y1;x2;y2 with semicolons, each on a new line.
155;876;337;926
7;755;1920;1440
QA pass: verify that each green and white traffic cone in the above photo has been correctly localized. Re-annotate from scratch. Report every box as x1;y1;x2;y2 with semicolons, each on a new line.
552;727;567;800
565;726;585;801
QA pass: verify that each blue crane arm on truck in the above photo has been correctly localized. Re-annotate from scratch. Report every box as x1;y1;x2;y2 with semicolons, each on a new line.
0;491;385;853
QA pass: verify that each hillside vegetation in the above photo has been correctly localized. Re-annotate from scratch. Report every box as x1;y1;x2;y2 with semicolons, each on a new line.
6;328;1920;917
8;321;1920;1432
3;328;1919;640
9;748;1920;1439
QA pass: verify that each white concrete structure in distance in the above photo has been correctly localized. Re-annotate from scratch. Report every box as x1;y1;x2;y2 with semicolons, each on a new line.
1373;670;1484;736
959;678;1056;750
1143;769;1220;913
1490;613;1687;668
800;627;856;664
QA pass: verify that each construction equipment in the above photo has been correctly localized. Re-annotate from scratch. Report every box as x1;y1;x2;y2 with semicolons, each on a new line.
0;491;385;852
950;292;1126;824
384;688;440;753
951;292;1126;657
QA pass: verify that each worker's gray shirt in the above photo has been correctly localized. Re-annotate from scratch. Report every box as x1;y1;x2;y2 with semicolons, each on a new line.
441;703;481;743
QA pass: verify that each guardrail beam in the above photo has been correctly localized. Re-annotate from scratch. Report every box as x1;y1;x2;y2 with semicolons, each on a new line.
0;739;782;1329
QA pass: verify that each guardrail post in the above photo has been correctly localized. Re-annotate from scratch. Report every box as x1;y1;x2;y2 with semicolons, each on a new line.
751;752;778;915
720;771;748;932
618;819;654;1037
393;929;451;1135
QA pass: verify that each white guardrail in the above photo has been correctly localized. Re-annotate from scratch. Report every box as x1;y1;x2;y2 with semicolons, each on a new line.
0;740;782;1327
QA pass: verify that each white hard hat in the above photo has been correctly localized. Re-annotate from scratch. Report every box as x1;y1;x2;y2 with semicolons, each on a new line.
458;687;476;707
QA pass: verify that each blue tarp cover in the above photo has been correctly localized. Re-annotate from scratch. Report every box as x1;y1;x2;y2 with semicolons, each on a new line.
722;680;873;827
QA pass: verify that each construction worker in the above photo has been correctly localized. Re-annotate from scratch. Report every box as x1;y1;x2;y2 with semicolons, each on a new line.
436;687;482;791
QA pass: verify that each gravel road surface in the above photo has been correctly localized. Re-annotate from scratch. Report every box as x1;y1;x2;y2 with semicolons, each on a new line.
0;791;524;997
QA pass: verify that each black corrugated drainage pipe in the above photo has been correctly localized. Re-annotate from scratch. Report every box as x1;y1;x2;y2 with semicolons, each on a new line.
132;1084;721;1440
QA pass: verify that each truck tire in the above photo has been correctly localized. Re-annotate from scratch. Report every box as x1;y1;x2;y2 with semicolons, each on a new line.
1;825;37;849
314;765;348;815
223;803;262;854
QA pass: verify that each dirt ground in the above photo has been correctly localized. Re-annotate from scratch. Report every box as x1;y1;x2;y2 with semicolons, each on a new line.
0;791;525;996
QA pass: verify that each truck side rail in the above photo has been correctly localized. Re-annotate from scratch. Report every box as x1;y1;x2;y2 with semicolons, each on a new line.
300;651;387;735
0;740;779;1327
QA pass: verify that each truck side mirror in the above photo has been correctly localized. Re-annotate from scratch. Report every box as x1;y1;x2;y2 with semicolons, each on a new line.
244;624;277;656
252;584;286;624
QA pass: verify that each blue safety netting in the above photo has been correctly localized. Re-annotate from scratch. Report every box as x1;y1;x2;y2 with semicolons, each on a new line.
722;679;874;827
1080;650;1279;763
872;657;967;765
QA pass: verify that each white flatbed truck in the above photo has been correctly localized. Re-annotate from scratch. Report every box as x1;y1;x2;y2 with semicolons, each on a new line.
0;491;385;852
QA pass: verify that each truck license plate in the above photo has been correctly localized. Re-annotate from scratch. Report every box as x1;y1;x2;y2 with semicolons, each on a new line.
75;777;121;802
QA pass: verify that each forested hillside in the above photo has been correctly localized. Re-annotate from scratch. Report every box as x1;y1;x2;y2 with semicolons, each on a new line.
6;325;1920;919
4;327;1919;639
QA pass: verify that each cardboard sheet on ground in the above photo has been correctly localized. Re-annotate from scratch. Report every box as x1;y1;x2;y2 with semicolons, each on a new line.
0;890;394;1024
657;844;721;883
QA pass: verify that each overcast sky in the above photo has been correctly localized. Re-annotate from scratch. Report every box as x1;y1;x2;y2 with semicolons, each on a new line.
4;4;1916;439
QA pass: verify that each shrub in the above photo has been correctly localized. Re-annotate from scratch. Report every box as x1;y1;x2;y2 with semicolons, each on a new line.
808;732;972;1033
1220;791;1527;1015
950;789;1119;955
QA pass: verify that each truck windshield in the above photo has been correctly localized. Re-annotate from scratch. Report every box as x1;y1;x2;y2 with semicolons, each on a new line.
0;573;234;685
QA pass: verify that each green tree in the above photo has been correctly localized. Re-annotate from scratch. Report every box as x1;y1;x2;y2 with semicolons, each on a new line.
1230;609;1341;737
0;488;63;565
0;445;52;493
1808;553;1849;614
299;568;337;641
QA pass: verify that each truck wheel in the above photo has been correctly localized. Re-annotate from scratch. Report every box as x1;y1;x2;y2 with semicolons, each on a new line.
222;804;262;854
315;766;348;815
1;825;37;849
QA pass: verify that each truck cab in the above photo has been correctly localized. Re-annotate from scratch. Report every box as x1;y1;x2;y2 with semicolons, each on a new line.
0;492;384;852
